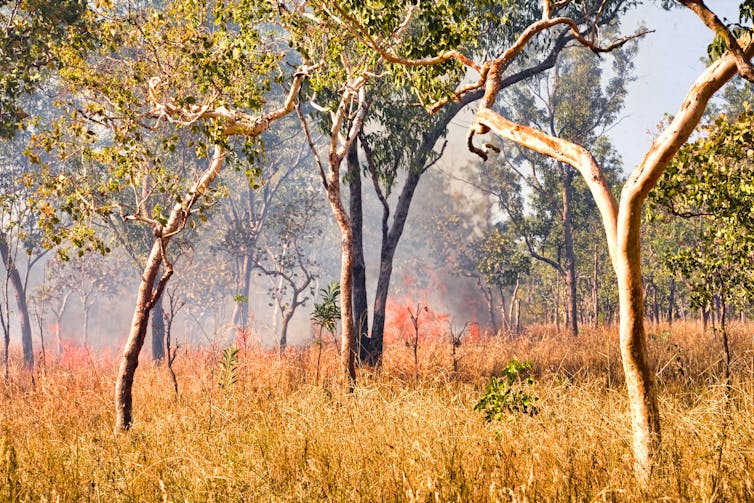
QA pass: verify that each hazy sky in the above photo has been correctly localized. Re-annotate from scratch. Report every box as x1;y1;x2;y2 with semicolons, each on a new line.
441;1;742;177
613;1;740;170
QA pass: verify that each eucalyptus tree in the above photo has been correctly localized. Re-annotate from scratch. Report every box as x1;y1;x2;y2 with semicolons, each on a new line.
316;0;633;366
474;43;632;336
31;0;311;431
494;46;636;336
42;251;118;348
0;134;44;369
285;0;475;383
322;0;754;483
1;1;88;368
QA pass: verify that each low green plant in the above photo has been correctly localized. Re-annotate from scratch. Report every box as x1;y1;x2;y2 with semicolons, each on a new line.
219;345;240;390
474;358;539;421
310;281;341;334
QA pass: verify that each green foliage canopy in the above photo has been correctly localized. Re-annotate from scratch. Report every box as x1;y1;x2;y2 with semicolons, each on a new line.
651;107;754;310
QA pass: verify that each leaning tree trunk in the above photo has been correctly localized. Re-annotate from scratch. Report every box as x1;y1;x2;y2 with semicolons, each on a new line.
115;146;226;431
0;237;33;368
114;237;169;431
367;169;422;366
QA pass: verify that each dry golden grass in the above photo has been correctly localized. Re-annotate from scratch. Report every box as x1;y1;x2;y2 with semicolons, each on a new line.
1;322;753;501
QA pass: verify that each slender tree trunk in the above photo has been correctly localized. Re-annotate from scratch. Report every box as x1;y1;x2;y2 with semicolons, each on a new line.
562;169;578;337
0;237;33;368
653;285;660;326
115;238;167;431
593;243;599;327
367;169;422;366
270;275;284;337
508;280;520;336
481;283;499;334
331;204;356;387
82;302;90;348
115;145;225;431
230;253;253;337
55;314;64;356
667;278;675;325
554;271;560;332
54;291;71;356
348;141;369;362
279;309;292;351
369;243;395;366
151;289;166;362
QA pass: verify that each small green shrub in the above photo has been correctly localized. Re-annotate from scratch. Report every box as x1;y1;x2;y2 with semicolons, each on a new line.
219;345;240;390
474;358;539;421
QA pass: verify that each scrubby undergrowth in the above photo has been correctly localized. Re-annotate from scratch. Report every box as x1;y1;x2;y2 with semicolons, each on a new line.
1;322;753;501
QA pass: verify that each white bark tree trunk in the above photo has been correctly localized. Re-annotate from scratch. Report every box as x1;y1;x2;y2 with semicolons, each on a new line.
469;39;752;481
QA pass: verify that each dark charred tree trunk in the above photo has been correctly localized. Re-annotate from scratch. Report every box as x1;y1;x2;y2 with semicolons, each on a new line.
151;284;166;362
366;169;422;366
667;278;675;325
561;168;578;337
348;141;370;362
0;236;33;368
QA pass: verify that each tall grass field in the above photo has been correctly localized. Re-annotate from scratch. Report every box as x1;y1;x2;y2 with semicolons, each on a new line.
1;322;753;501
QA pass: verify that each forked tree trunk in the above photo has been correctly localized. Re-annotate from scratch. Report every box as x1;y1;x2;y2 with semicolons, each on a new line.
299;82;365;386
471;39;749;480
367;168;422;366
115;146;226;431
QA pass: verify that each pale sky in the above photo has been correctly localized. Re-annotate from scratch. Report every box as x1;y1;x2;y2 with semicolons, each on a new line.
441;1;742;177
613;1;740;170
